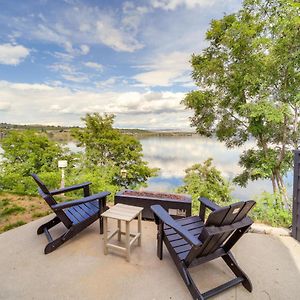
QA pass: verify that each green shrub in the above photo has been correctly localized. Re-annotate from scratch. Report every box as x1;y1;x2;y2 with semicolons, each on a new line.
66;167;119;202
250;192;292;228
0;171;60;195
177;158;233;215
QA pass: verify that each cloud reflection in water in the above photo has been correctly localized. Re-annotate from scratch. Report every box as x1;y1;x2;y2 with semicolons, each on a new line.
140;136;292;201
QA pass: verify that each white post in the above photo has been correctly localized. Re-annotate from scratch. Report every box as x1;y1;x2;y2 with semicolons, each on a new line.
61;168;65;189
58;160;68;193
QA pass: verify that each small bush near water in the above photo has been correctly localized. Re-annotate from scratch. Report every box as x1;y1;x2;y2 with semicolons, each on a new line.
250;192;292;228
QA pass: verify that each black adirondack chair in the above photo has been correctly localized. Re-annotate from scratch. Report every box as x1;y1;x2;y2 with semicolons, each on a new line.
31;174;110;254
151;197;256;300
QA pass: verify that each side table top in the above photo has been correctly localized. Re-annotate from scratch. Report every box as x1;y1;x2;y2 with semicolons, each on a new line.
101;203;143;221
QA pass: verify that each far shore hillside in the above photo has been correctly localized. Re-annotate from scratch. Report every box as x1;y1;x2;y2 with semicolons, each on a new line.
0;123;196;142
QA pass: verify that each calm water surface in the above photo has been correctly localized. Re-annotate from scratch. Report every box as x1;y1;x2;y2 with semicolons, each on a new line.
138;136;293;201
68;136;292;201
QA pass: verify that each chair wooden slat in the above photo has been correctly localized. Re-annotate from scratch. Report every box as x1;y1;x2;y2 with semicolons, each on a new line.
170;239;188;248
75;205;92;219
178;250;190;261
176;216;202;225
67;207;86;223
174;243;192;254
151;198;255;299
65;209;81;224
209;201;255;254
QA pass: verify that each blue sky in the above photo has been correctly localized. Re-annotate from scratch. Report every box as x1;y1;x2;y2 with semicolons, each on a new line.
0;0;242;129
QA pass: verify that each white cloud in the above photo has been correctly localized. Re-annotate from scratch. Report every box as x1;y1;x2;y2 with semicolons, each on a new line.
151;0;218;10
80;44;90;55
0;102;11;111
0;43;30;65
8;4;144;53
0;80;191;129
95;18;142;52
49;63;89;83
96;77;118;88
133;51;193;87
83;61;103;71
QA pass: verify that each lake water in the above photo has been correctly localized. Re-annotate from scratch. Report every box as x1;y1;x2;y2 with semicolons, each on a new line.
66;135;293;201
0;135;292;200
138;136;293;201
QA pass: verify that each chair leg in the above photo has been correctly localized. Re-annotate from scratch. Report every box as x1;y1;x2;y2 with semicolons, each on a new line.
37;216;61;235
184;268;205;300
99;216;104;234
44;227;78;254
222;251;252;292
157;222;164;260
98;197;107;235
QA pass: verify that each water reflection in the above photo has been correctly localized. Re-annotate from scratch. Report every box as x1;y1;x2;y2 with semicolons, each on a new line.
139;136;292;201
65;137;292;201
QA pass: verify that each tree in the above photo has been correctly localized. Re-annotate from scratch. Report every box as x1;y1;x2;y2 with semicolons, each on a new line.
72;113;156;188
0;130;67;193
177;158;233;213
183;0;300;208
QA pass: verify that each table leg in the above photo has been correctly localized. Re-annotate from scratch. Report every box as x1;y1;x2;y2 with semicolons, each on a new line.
103;217;108;255
118;220;121;241
138;212;142;246
126;221;130;262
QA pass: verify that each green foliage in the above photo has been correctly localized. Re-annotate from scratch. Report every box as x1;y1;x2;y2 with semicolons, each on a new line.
0;130;70;194
250;192;292;227
66;165;119;202
1;130;64;174
0;205;25;217
72;113;156;189
177;158;233;214
234;149;293;186
183;0;300;205
0;198;11;208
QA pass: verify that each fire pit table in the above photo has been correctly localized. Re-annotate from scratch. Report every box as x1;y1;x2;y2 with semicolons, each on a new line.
114;190;192;220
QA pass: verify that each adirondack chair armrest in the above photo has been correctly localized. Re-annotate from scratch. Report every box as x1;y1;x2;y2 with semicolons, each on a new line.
51;191;110;211
50;182;92;195
199;197;220;211
198;197;221;221
151;205;202;247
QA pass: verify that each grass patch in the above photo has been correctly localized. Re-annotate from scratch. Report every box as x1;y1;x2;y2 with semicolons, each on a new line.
32;211;51;218
0;205;26;217
0;193;50;233
2;221;27;232
0;199;11;208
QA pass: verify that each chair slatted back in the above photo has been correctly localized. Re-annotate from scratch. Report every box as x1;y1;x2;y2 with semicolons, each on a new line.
185;200;255;264
31;174;72;228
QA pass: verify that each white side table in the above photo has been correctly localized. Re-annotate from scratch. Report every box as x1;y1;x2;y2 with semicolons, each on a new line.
101;203;143;261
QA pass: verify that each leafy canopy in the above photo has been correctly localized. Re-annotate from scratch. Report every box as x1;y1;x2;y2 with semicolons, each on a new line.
183;0;300;205
0;130;66;194
177;158;233;213
72;113;156;188
1;130;64;175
